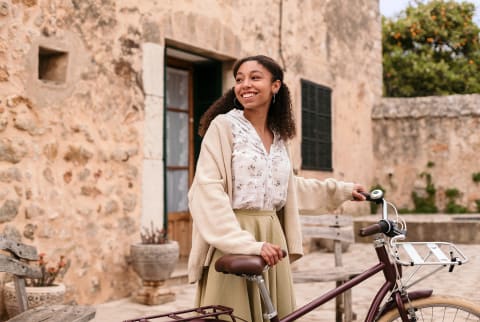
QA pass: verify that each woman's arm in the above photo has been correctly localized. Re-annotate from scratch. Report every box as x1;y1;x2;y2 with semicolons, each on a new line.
294;176;365;213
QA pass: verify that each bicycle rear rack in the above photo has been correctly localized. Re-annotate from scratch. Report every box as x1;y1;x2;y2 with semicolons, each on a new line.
391;241;469;266
122;305;236;322
388;241;470;291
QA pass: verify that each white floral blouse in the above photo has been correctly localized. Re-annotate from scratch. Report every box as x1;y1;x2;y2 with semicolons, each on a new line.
224;109;291;210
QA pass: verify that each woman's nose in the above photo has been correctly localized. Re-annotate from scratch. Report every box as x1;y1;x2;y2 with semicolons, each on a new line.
240;78;251;87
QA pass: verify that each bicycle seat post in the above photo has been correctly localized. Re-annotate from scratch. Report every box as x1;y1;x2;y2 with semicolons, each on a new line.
246;274;279;322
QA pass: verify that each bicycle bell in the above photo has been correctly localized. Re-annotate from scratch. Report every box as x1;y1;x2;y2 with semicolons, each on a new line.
370;189;384;200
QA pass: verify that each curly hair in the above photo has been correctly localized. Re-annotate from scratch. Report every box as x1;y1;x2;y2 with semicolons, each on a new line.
198;55;296;141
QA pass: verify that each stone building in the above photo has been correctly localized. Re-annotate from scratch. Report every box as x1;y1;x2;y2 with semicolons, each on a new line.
0;0;381;305
372;94;480;213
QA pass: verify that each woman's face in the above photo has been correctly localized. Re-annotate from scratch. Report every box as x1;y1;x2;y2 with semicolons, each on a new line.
234;60;280;112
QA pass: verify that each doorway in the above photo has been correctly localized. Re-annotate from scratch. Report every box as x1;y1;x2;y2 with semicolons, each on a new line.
165;48;222;258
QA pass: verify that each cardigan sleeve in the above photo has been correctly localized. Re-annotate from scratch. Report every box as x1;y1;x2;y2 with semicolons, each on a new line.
188;119;264;255
294;176;355;214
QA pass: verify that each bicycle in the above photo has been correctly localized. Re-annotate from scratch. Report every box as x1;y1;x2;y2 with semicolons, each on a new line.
124;190;480;322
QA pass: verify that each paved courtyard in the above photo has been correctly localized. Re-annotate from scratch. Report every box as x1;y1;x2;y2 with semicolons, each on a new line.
94;242;480;322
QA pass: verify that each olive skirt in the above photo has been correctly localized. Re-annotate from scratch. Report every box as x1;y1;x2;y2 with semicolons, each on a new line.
195;209;296;322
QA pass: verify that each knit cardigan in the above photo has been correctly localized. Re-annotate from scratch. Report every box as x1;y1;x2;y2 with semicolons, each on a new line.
187;114;355;283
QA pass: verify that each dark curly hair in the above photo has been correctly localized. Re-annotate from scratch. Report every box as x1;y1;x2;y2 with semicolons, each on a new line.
198;55;296;141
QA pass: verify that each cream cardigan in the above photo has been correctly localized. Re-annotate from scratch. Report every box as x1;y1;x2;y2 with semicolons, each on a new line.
187;114;355;283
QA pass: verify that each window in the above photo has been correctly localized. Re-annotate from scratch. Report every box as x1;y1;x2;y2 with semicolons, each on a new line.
301;79;332;171
38;46;68;84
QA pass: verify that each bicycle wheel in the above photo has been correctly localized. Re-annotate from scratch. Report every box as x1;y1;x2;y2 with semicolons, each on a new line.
378;295;480;321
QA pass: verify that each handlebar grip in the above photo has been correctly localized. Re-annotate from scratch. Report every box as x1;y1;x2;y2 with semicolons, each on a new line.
359;191;372;201
359;223;382;237
359;219;392;237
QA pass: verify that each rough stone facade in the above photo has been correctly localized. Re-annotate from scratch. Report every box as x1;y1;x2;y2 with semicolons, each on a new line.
0;0;381;306
372;94;480;212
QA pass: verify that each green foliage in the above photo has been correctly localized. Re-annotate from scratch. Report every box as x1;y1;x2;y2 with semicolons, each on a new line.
475;199;480;212
382;0;480;97
444;188;468;213
398;207;412;214
412;171;438;213
472;172;480;183
445;187;460;198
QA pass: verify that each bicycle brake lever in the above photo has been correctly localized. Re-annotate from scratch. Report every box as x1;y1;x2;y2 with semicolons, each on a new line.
384;220;406;238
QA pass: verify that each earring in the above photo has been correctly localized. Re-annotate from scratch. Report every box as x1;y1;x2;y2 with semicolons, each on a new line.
272;93;276;104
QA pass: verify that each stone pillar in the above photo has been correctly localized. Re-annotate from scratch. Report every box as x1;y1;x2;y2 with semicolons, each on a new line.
141;42;165;231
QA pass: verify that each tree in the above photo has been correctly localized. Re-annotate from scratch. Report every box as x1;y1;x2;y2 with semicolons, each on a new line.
382;0;480;97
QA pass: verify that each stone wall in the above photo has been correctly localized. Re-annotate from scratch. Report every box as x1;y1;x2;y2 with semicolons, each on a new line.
372;94;480;212
0;0;146;309
0;0;381;305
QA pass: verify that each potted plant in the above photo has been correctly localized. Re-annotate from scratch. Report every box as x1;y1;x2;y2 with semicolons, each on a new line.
130;221;179;305
3;253;70;317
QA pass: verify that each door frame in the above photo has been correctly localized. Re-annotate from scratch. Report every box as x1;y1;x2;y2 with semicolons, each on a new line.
164;57;195;258
163;47;224;258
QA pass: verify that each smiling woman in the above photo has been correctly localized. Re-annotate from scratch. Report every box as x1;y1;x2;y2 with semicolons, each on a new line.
187;54;367;322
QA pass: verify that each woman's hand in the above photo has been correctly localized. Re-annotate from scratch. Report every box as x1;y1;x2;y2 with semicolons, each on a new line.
352;183;368;201
260;242;284;266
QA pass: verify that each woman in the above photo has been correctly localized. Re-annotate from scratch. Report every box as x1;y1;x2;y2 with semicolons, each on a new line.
187;55;366;321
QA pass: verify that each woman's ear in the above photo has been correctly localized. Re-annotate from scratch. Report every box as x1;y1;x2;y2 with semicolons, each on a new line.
272;79;281;93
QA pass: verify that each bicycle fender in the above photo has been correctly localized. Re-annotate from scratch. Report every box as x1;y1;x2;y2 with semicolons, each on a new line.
381;289;433;315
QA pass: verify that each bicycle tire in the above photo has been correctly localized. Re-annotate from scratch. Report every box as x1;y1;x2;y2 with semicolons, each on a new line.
377;295;480;321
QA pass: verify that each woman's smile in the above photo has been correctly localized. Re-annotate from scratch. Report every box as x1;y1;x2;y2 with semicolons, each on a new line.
241;91;258;102
242;92;256;98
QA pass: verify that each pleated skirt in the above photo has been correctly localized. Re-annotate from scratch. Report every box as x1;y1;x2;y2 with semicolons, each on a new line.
195;209;296;322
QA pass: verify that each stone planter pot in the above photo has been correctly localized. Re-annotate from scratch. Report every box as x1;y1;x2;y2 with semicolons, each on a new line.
3;282;66;318
130;240;180;305
130;240;180;282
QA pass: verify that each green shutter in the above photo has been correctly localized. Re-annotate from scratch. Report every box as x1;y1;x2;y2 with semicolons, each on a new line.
301;79;332;171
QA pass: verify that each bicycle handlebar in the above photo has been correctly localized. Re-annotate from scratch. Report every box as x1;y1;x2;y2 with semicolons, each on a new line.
359;219;392;237
359;224;381;237
359;190;407;238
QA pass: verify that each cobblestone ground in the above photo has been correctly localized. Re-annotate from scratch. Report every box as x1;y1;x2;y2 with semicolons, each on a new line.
95;243;480;322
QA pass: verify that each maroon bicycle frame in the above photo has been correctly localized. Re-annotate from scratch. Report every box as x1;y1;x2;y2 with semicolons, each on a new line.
123;237;431;322
275;238;431;322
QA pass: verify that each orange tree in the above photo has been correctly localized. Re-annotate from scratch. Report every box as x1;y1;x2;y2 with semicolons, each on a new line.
383;0;480;97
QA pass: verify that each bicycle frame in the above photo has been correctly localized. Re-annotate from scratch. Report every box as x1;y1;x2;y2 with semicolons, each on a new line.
277;235;429;322
122;235;431;322
126;190;470;322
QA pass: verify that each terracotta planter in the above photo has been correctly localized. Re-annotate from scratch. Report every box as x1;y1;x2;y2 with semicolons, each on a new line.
3;282;66;318
130;241;179;282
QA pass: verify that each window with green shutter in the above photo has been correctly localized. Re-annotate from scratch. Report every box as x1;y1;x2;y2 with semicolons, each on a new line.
301;79;332;171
